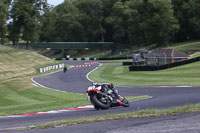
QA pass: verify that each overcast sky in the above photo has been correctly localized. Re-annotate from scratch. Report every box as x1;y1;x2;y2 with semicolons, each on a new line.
47;0;64;6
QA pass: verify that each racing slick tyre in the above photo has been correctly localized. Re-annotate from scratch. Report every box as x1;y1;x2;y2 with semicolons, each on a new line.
92;95;110;109
122;98;129;107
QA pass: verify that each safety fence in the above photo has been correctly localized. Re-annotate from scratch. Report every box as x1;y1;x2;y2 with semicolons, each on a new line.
129;56;200;71
38;64;64;73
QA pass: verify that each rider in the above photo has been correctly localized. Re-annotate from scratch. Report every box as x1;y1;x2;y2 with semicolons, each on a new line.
63;64;67;73
95;82;120;100
109;83;121;102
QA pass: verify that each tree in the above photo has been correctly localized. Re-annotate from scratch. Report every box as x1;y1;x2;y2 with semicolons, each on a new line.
102;0;118;42
53;0;86;42
8;0;47;45
125;0;179;46
106;0;129;47
0;0;11;43
39;6;56;42
106;0;179;47
75;0;104;42
172;0;200;41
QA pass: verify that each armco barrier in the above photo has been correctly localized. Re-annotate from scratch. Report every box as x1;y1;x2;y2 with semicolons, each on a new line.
129;56;200;71
38;63;64;73
123;62;133;66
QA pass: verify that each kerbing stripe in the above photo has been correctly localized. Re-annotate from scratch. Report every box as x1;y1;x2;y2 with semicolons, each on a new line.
0;106;94;119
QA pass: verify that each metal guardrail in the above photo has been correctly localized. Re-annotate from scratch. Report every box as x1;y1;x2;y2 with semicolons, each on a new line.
38;63;64;73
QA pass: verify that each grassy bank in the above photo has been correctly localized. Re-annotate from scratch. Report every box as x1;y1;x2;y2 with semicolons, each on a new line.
168;41;200;52
0;45;88;116
89;62;200;87
0;45;55;81
190;52;200;59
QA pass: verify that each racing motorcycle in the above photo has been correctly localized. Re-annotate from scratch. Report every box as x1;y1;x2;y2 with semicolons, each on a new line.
86;83;129;110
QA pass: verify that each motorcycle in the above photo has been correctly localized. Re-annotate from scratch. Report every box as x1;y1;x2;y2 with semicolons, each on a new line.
86;83;129;110
63;66;67;73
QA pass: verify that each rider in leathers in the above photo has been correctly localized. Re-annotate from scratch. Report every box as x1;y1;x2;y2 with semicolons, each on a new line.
109;83;120;99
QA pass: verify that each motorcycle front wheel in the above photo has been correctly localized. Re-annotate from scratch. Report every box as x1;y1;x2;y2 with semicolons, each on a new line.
122;98;129;107
92;95;110;109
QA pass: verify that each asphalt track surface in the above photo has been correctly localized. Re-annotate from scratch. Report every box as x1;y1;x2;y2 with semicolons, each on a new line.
1;61;200;132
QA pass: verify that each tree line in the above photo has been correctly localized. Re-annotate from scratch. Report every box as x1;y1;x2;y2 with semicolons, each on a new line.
0;0;200;48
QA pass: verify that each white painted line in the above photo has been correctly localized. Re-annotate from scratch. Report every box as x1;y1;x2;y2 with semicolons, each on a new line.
0;116;23;119
79;105;94;108
31;77;51;89
86;63;102;82
45;111;61;114
31;68;83;94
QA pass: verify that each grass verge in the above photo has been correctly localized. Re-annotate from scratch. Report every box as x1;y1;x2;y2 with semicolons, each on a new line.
189;52;200;59
0;45;60;81
24;104;200;130
89;62;200;87
0;79;88;116
126;95;151;102
168;41;200;52
0;45;84;116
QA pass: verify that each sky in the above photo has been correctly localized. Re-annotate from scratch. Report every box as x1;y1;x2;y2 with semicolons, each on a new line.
47;0;64;6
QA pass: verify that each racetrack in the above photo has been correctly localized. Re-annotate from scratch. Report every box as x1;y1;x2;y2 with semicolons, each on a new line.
1;61;200;131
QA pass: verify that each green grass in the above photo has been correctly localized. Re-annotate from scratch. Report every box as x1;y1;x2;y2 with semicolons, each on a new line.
0;45;88;116
100;62;122;66
50;53;63;58
126;95;151;101
24;104;200;130
0;80;88;116
168;41;200;52
0;78;149;116
0;77;149;116
0;45;57;81
89;62;200;87
190;52;200;59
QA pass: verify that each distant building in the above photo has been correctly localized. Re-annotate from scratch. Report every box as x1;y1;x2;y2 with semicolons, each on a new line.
144;49;189;66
